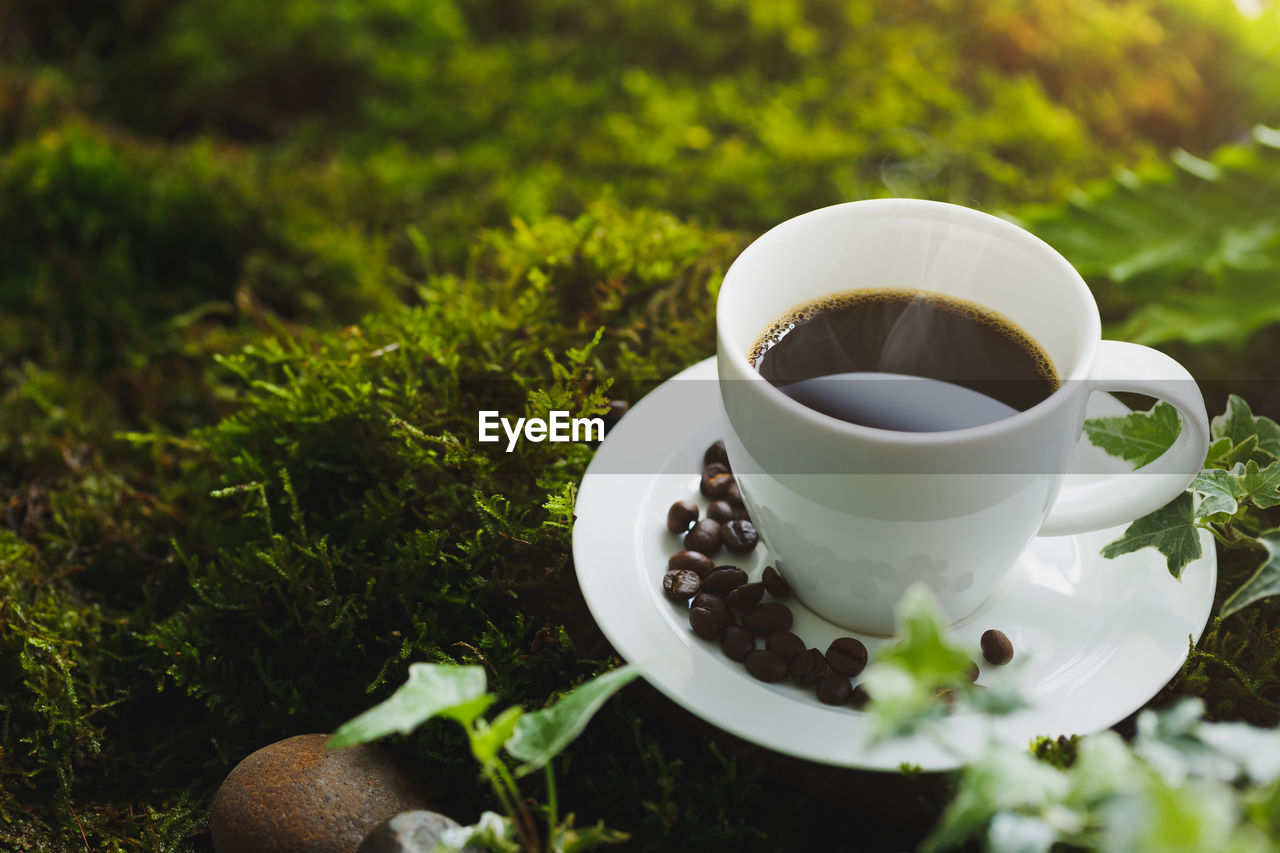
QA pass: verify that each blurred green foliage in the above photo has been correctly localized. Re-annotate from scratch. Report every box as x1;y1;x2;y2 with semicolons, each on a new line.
2;0;1280;849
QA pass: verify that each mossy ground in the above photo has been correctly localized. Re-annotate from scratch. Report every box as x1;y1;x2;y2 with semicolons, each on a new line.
2;1;1279;850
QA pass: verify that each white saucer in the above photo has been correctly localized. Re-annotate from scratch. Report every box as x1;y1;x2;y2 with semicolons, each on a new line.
572;358;1216;771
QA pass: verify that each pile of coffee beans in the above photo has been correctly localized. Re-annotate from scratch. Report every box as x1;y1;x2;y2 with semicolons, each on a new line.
660;441;870;708
661;440;1015;712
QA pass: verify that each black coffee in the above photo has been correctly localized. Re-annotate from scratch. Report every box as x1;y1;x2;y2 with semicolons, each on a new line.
751;290;1057;431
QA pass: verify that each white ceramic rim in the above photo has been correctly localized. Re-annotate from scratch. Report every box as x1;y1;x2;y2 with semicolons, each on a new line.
573;358;1216;771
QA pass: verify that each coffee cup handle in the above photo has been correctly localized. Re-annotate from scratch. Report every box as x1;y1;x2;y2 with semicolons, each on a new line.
1038;340;1210;537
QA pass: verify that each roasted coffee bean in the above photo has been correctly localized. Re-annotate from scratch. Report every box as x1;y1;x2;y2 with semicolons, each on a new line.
703;462;730;477
825;637;868;677
790;648;826;685
725;582;765;610
683;518;722;556
668;550;715;577
706;500;736;524
720;519;759;554
704;440;730;469
967;660;980;683
700;470;735;500
766;631;805;662
702;566;748;597
745;650;789;683
720;625;755;661
689;607;722;640
734;507;752;522
725;480;744;508
602;400;629;432
691;593;730;628
762;565;792;599
849;684;871;710
666;500;699;534
981;629;1014;665
817;674;853;706
743;602;793;634
662;569;701;601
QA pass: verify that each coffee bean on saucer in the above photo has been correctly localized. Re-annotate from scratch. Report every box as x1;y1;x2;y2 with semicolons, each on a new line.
668;550;715;577
743;602;793;634
683;518;722;556
790;648;826;686
725;480;744;508
702;566;748;597
765;631;805;662
704;440;730;469
602;400;629;432
720;519;759;555
689;607;722;640
691;593;730;628
734;507;752;522
825;637;868;677
967;660;980;683
849;684;871;710
701;470;735;500
762;565;791;599
662;569;701;601
745;650;789;683
817;674;853;706
720;625;755;661
725;582;765;610
981;629;1014;665
706;500;735;524
666;500;699;534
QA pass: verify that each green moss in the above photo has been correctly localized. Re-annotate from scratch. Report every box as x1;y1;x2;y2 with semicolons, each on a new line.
3;0;1280;847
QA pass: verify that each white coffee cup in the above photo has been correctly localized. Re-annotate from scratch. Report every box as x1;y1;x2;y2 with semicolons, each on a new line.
716;199;1209;635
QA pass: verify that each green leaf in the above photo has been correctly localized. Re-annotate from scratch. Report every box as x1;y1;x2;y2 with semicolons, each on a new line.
1189;460;1280;519
862;584;976;740
1211;395;1280;463
505;665;639;776
1100;493;1201;579
921;743;1071;853
1190;469;1240;518
1084;402;1181;467
469;705;524;766
552;814;630;852
1231;460;1280;509
1221;530;1280;618
327;663;492;750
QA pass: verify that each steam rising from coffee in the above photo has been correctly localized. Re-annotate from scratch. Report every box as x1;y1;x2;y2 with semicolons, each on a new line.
751;290;1058;432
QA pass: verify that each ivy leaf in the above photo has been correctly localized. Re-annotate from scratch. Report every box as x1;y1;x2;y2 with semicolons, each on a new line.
1221;530;1280;618
1084;402;1181;467
862;584;975;740
920;743;1071;853
1211;395;1280;464
553;814;631;852
469;705;524;766
1203;436;1234;469
1189;460;1280;519
1100;493;1201;579
327;663;492;750
1231;459;1280;508
1190;469;1240;518
505;665;639;776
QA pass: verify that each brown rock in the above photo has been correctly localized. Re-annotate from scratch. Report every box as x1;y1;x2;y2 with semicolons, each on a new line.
210;733;430;853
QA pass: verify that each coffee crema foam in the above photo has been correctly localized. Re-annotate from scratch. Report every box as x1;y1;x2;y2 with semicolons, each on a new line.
748;288;1058;388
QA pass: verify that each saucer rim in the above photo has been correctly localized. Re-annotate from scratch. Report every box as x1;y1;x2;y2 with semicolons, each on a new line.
572;357;1217;771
